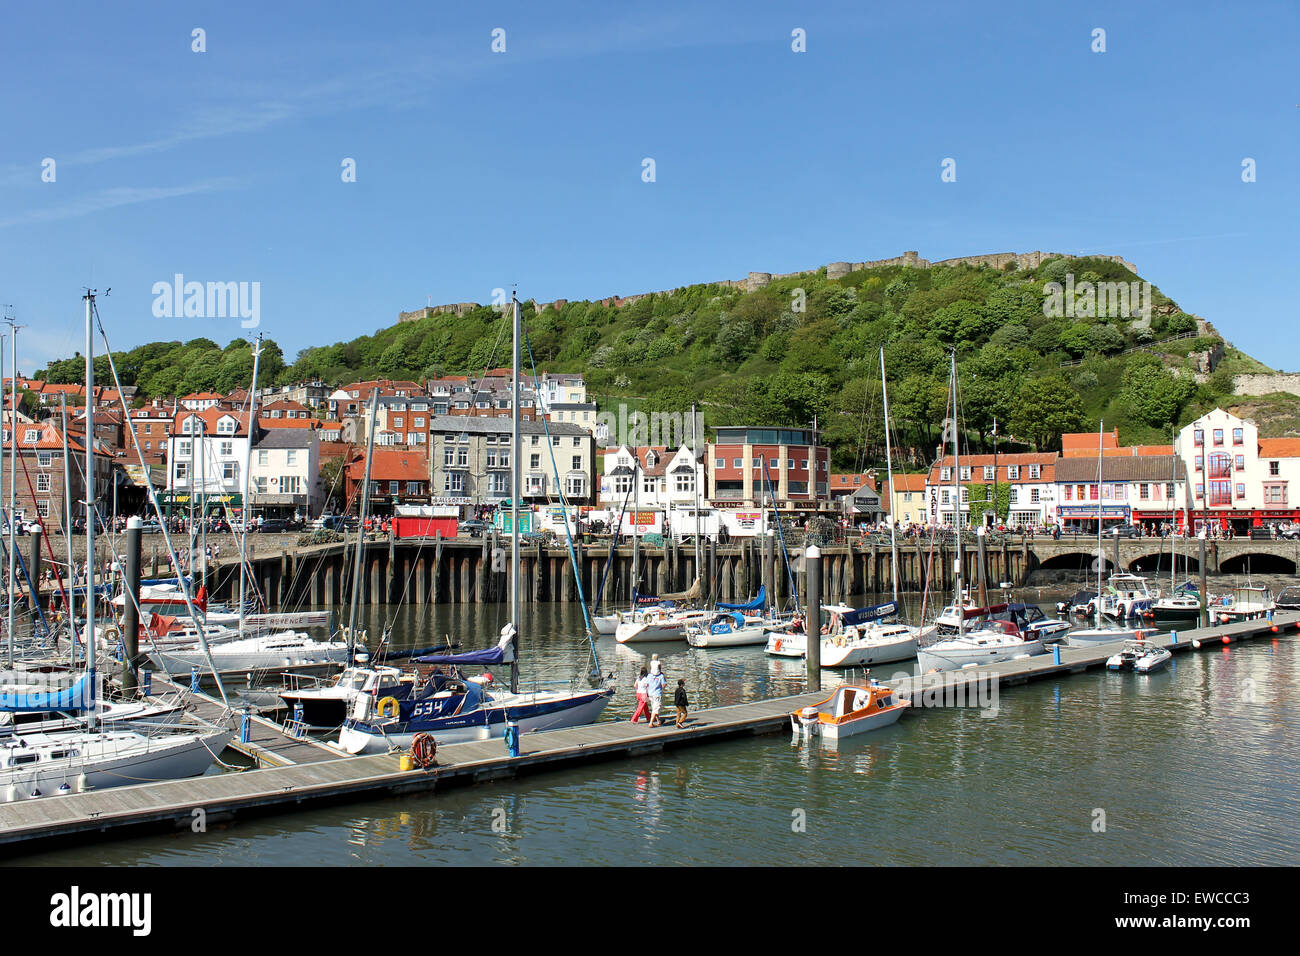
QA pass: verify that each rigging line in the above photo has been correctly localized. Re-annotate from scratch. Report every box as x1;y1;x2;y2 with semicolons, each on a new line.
592;479;634;615
14;443;73;625
761;460;800;614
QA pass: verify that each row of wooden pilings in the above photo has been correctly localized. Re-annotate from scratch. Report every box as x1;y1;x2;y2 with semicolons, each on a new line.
205;534;1035;607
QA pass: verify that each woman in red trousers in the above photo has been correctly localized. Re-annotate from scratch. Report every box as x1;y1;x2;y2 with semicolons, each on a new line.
630;668;650;723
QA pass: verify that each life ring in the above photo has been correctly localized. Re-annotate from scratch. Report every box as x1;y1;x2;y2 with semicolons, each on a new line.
774;638;783;652
377;696;400;718
410;733;437;769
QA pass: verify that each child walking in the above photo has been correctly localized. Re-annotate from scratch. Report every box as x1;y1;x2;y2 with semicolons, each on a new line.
630;668;650;723
674;679;689;729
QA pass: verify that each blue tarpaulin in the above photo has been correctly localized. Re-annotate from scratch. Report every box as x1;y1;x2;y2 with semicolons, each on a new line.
0;671;93;713
717;586;766;612
413;646;506;666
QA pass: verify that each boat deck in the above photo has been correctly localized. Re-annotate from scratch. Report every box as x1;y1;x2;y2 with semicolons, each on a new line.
1;611;1293;854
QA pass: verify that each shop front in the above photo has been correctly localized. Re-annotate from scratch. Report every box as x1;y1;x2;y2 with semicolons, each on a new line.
1058;503;1129;534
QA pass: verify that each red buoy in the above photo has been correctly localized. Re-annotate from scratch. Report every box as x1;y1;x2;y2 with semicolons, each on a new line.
1222;636;1231;645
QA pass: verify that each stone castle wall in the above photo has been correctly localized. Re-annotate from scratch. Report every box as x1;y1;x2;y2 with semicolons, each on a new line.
1233;373;1300;397
400;250;1139;322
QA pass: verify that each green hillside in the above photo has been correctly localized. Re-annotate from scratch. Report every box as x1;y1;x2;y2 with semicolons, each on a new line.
37;255;1281;468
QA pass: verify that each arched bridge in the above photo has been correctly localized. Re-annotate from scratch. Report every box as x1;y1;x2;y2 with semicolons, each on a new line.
1027;536;1300;576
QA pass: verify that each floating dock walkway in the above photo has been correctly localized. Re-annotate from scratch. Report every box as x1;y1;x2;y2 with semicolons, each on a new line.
2;612;1295;854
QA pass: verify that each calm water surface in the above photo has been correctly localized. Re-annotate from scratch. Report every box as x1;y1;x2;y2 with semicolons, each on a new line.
16;587;1300;866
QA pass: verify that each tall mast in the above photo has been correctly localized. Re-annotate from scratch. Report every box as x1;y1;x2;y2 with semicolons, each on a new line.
238;335;263;637
632;448;639;595
510;295;521;694
880;348;900;604
61;395;74;668
346;389;379;658
83;292;97;725
1096;420;1104;628
691;403;700;596
3;324;11;668
950;352;963;636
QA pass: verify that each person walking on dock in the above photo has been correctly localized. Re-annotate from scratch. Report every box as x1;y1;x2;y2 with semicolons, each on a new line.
649;653;661;676
674;679;689;729
631;668;650;723
647;668;666;727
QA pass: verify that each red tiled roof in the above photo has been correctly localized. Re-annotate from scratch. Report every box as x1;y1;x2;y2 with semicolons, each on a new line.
1258;438;1300;458
345;448;429;482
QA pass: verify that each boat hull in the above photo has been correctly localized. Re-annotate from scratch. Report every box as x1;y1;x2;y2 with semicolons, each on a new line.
338;689;614;754
917;639;1045;673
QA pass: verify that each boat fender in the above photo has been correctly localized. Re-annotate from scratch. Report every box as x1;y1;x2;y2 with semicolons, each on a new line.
774;638;783;652
377;696;400;719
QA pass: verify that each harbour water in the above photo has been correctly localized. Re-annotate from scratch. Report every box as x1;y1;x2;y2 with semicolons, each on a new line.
15;586;1300;866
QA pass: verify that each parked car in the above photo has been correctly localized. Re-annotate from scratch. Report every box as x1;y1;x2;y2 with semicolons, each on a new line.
1276;524;1300;540
1107;523;1143;538
313;514;356;533
258;519;289;534
459;519;490;538
139;519;163;534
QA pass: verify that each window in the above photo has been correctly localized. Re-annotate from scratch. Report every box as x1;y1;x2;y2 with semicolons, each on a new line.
444;447;456;467
36;501;49;518
1008;487;1018;503
983;466;995;481
393;417;404;428
1235;483;1246;499
457;447;468;467
444;473;464;493
254;476;268;494
1089;484;1098;501
801;460;809;470
257;450;268;466
1270;461;1280;476
940;490;950;504
281;475;302;495
1194;429;1204;446
752;457;763;468
1165;483;1175;499
413;417;425;428
531;454;540;469
37;452;52;467
222;462;237;482
23;428;38;444
573;456;583;472
1213;428;1223;446
1139;483;1149;500
552;436;560;447
1195;456;1202;472
177;440;192;458
940;467;951;481
1235;455;1244;472
733;459;743;468
675;474;694;493
175;462;189;481
36;474;51;493
715;458;724;468
566;475;585;497
1233;428;1243;445
961;488;969;502
1063;485;1073;501
1007;465;1020;479
573;437;581;447
1264;483;1287;505
286;450;298;466
1029;465;1041;480
490;473;509;495
219;440;232;457
959;467;971;481
1031;487;1042;503
217;417;235;435
531;435;539;446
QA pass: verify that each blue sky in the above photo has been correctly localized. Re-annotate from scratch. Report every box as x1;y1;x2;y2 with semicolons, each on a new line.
1;0;1296;373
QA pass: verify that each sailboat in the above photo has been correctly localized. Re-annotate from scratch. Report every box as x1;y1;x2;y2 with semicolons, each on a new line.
2;292;229;803
338;295;614;754
917;352;1046;672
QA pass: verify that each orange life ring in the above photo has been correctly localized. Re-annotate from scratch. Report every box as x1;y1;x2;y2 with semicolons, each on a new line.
410;733;437;769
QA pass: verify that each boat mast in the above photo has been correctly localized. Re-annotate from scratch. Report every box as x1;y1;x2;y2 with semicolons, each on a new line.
61;395;74;669
691;403;701;597
632;448;640;596
881;348;899;605
1096;420;1104;629
237;335;263;639
6;321;18;668
510;294;521;694
950;351;963;637
346;389;379;659
83;291;98;727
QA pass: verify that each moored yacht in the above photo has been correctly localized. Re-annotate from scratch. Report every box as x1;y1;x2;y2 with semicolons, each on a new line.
916;619;1046;673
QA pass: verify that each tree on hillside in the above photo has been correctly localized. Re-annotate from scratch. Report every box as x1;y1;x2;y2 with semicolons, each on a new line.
1120;356;1196;428
1008;374;1087;450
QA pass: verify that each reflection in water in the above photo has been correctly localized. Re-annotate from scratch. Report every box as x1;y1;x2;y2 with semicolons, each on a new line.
14;590;1300;866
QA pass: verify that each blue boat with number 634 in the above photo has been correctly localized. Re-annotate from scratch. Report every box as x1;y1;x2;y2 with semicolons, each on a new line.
339;628;614;754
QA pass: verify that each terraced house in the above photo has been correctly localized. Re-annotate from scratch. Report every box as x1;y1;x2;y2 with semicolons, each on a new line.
1176;408;1300;533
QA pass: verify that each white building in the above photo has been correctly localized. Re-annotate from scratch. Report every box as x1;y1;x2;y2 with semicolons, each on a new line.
925;453;1058;528
600;445;703;517
250;427;322;518
1176;408;1300;532
165;408;251;512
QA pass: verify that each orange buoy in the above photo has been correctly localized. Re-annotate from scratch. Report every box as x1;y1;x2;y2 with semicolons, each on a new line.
1221;636;1231;645
1271;625;1279;633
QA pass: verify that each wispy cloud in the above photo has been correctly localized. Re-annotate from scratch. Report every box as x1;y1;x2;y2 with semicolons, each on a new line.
0;178;240;229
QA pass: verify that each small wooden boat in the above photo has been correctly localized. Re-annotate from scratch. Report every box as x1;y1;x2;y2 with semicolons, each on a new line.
791;680;909;739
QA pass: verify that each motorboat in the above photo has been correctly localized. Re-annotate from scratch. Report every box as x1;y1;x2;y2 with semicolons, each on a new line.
1106;640;1173;673
1100;574;1159;620
1145;582;1204;626
791;680;909;739
1275;585;1300;611
338;625;614;753
1057;589;1099;617
1066;622;1145;647
916;619;1046;673
278;665;412;727
1214;584;1274;624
